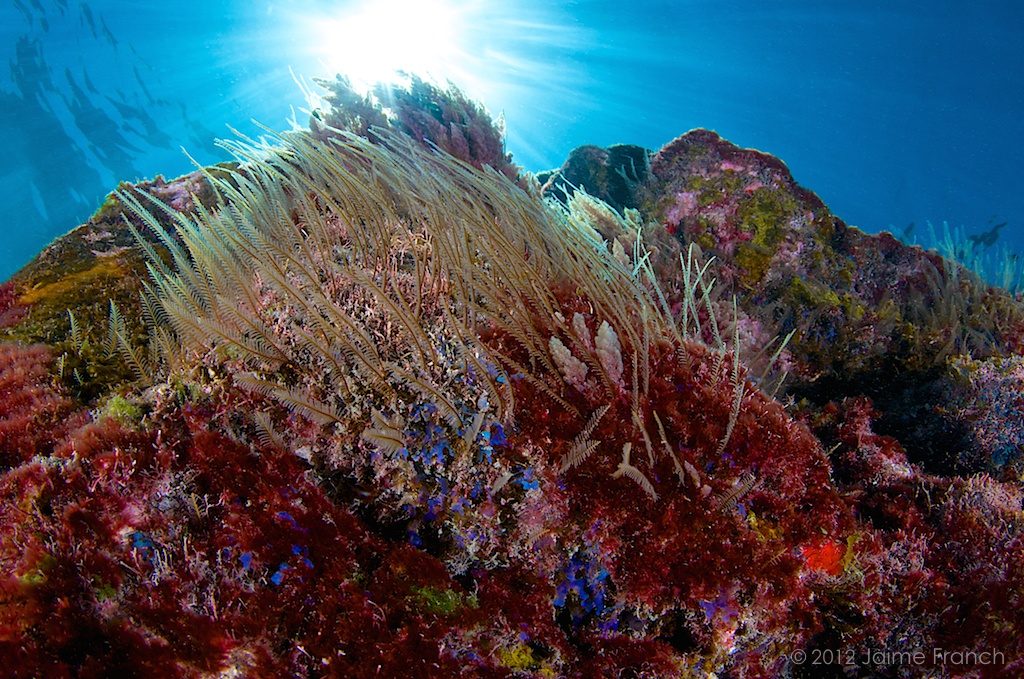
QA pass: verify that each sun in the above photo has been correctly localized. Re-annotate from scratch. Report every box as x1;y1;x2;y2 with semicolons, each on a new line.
305;0;469;93
280;0;588;169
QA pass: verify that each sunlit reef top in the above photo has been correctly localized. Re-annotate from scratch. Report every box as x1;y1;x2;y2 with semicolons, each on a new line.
3;0;1022;281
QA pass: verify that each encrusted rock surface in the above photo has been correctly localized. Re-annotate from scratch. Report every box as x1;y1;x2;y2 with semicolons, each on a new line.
1;93;1021;677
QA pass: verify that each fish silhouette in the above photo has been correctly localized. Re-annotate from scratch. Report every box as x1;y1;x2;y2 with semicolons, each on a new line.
968;221;1007;249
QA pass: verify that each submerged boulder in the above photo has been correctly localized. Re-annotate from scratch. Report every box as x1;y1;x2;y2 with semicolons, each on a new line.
647;129;1024;475
539;143;650;213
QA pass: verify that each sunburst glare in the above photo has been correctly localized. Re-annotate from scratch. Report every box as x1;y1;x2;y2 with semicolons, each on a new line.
282;0;590;167
305;0;465;92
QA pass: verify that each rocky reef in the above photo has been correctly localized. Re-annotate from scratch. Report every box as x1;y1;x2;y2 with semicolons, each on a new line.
0;79;1021;678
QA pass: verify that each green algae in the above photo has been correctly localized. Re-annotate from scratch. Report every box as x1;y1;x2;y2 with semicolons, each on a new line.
18;554;57;587
733;187;798;286
412;585;478;617
101;394;145;427
497;643;556;676
686;172;746;207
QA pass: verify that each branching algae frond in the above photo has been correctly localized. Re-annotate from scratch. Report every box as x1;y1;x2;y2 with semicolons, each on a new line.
118;124;738;505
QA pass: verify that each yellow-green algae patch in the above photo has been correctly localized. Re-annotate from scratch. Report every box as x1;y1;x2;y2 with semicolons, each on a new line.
733;186;799;286
18;256;127;307
411;585;478;617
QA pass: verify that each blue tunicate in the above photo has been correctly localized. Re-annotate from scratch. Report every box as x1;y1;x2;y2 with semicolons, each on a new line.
130;531;153;550
553;582;568;607
699;592;737;623
428;441;449;463
270;563;290;586
554;550;611;620
425;496;443;521
517;467;539;490
276;511;298;527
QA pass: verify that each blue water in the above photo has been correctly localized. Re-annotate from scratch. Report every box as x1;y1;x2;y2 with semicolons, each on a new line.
2;0;1022;280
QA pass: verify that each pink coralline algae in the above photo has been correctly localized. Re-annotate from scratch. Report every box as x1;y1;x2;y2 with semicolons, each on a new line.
947;355;1024;474
147;171;210;213
0;90;1022;678
664;191;698;228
